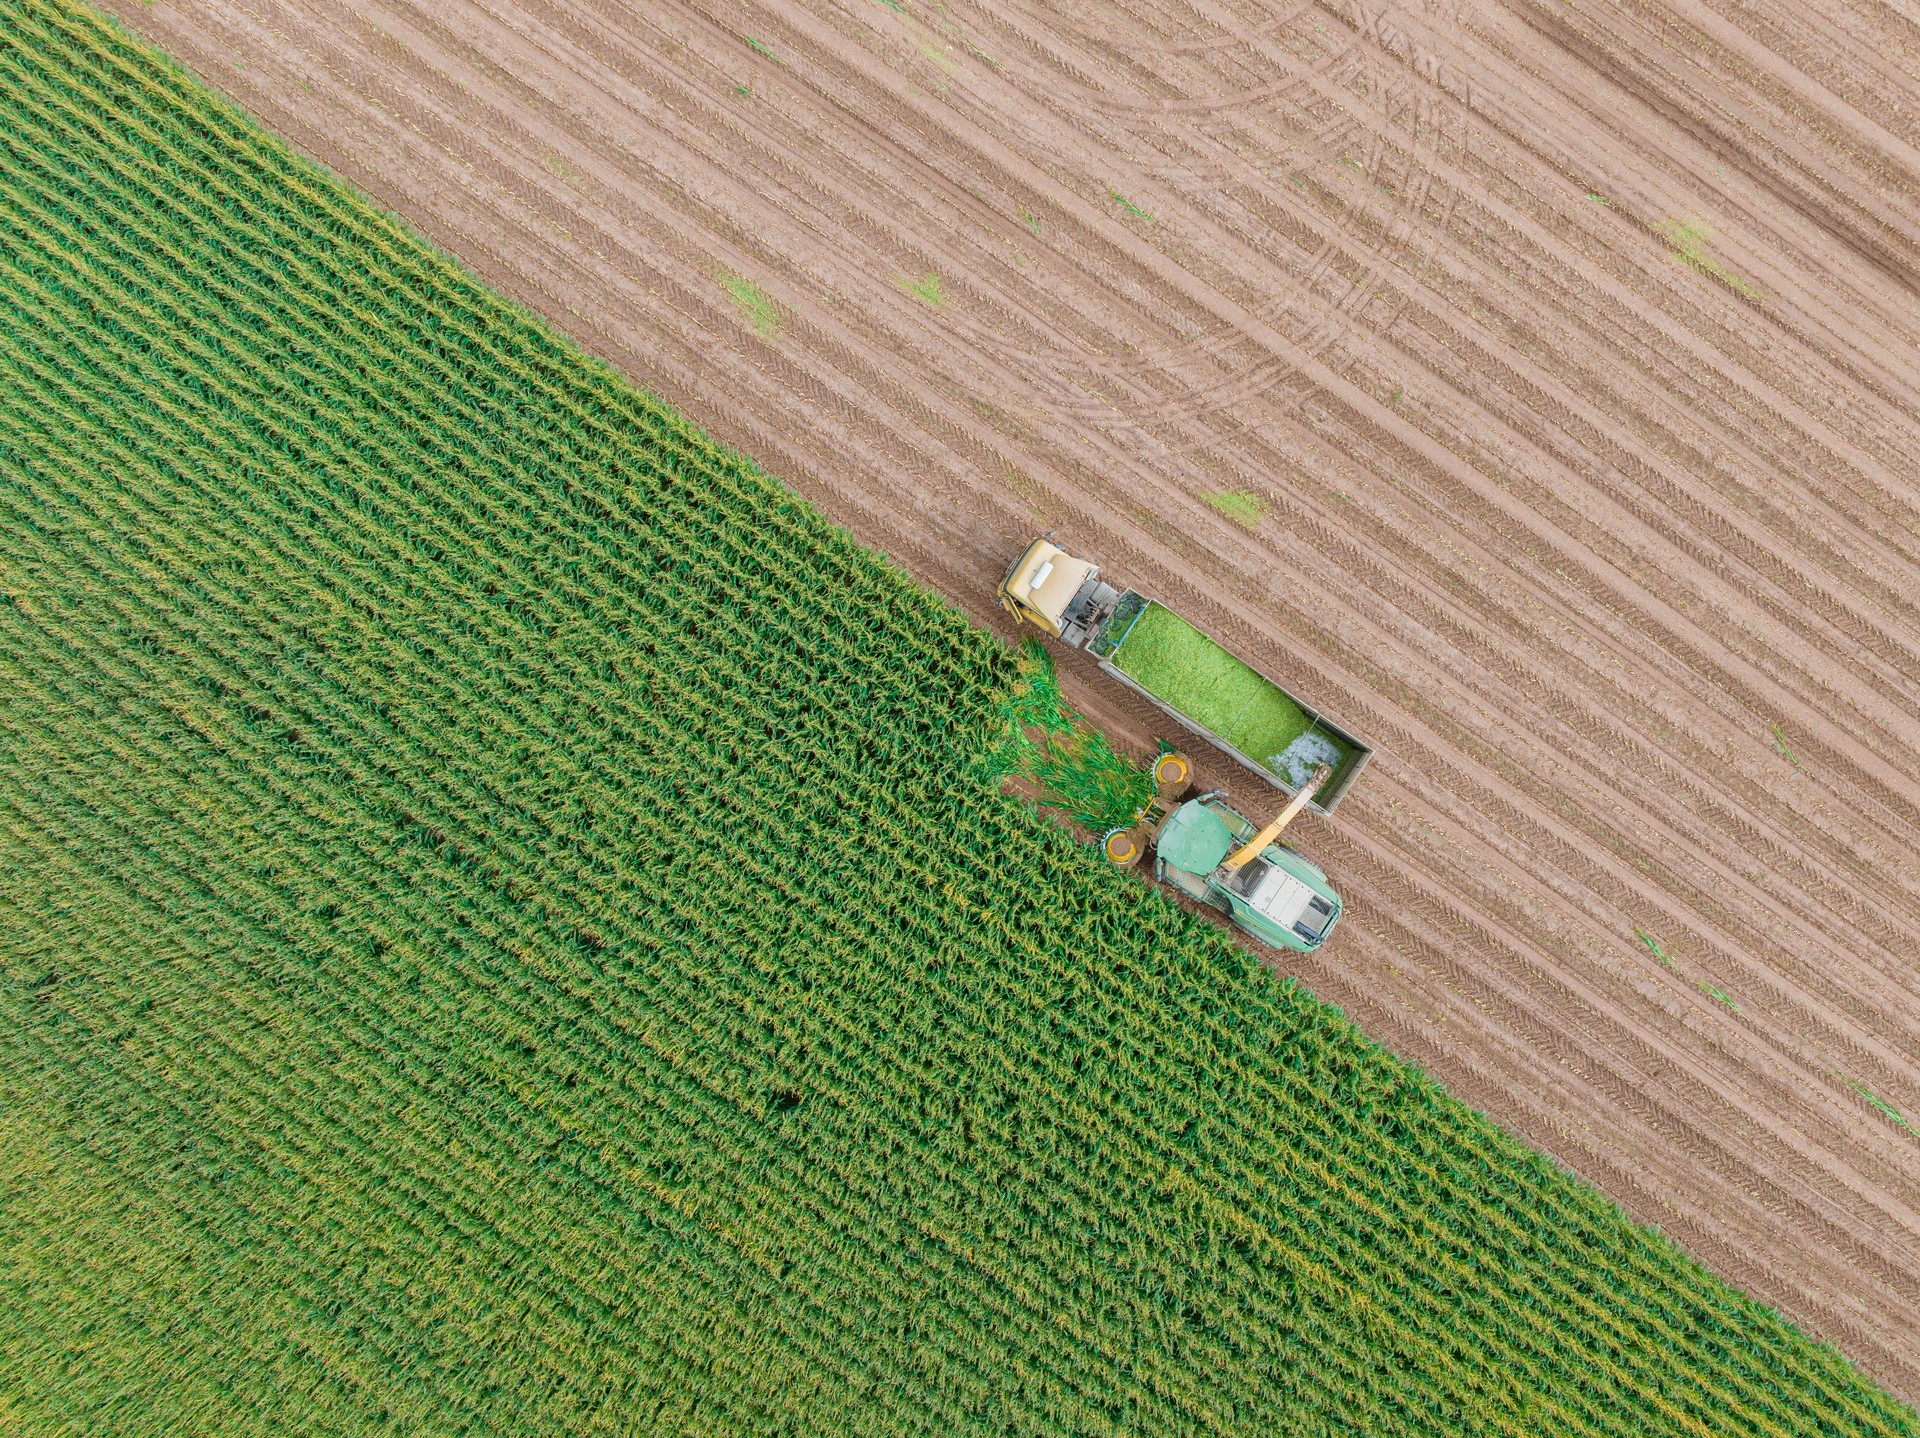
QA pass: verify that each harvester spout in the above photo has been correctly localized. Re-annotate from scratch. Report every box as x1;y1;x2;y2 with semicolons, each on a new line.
1220;764;1332;872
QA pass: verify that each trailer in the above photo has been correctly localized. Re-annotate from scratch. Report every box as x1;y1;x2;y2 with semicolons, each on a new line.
997;536;1373;814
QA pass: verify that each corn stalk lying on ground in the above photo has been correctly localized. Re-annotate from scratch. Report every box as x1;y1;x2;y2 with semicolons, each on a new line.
0;4;1913;1435
982;640;1158;835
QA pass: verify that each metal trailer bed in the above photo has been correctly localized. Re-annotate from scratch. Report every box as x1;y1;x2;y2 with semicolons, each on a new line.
1083;591;1374;815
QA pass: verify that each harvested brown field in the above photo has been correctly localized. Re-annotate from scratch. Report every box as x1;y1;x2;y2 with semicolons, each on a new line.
106;0;1920;1399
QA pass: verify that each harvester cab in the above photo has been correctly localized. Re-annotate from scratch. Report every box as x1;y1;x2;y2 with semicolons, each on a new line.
997;537;1120;648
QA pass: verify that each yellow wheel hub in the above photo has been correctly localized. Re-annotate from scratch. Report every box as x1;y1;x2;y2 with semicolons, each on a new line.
1153;752;1191;790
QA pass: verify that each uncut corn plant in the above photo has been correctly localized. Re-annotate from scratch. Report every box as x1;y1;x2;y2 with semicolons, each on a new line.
1;4;1914;1435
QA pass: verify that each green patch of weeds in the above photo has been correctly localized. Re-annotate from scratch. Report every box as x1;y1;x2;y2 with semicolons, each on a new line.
1654;217;1760;300
1697;982;1740;1013
872;0;904;11
1770;724;1802;768
1201;489;1268;529
1109;191;1155;223
1586;191;1611;206
734;83;752;97
744;36;780;62
1635;928;1678;970
1843;1077;1918;1138
1019;206;1042;236
901;272;946;307
720;274;783;338
537;151;582;184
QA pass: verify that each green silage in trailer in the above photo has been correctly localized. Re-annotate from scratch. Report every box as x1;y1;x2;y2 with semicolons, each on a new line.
1109;600;1355;786
0;3;1912;1435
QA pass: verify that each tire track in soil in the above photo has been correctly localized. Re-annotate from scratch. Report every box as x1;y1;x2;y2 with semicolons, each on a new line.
106;0;1920;1400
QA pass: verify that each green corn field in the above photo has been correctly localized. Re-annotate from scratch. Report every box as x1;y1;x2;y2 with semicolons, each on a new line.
0;3;1912;1434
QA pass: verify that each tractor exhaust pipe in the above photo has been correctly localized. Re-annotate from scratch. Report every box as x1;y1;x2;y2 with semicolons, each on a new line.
1220;764;1332;872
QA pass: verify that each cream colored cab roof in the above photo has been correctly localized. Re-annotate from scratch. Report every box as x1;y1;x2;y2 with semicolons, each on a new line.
1008;541;1096;630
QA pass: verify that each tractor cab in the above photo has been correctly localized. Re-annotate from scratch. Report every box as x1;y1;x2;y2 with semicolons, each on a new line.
997;538;1120;647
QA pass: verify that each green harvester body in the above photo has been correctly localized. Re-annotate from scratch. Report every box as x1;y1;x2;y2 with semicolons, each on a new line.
1154;794;1342;953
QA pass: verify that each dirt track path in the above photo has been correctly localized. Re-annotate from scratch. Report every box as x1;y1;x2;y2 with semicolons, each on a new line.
107;0;1920;1397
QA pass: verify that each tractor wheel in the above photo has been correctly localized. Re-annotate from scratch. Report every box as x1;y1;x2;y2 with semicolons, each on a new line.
1103;826;1145;866
1152;751;1191;791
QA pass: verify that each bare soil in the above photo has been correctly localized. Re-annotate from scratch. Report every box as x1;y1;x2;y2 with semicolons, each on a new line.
108;0;1920;1399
